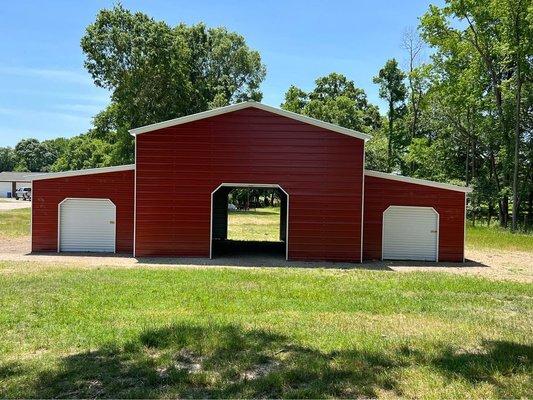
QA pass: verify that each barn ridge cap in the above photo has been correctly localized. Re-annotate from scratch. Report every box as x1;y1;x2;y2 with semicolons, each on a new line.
365;170;473;193
128;101;371;141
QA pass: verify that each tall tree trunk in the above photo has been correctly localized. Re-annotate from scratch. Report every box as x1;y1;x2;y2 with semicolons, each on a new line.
502;196;509;227
465;137;470;186
526;190;533;231
471;139;477;226
490;151;508;227
511;9;523;232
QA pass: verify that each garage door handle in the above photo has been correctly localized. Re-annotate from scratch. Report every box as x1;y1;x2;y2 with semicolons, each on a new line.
110;221;115;224
430;230;437;233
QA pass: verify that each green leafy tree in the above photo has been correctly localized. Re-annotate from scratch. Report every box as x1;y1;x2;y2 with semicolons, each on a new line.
13;139;58;172
373;59;407;172
81;4;266;165
51;135;112;172
365;128;389;172
0;147;16;172
280;73;381;133
420;0;532;229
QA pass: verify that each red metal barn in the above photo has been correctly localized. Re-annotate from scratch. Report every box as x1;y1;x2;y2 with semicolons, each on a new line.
30;102;471;262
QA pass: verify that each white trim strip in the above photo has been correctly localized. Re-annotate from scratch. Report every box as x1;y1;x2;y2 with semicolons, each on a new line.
209;183;290;260
365;170;473;193
30;165;135;181
128;101;370;141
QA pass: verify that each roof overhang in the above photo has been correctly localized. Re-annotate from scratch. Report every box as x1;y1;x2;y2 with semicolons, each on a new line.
128;101;371;141
365;170;473;193
30;164;135;181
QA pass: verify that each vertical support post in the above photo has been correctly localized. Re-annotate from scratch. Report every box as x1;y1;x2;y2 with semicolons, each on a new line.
279;189;287;242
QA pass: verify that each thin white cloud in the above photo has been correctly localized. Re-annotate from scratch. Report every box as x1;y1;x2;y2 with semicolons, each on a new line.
0;66;92;85
2;87;110;104
53;103;103;115
0;106;89;123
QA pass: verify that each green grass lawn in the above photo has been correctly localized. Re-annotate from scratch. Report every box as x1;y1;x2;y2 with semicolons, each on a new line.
0;206;532;398
228;207;281;241
466;224;533;252
0;207;30;238
1;262;532;398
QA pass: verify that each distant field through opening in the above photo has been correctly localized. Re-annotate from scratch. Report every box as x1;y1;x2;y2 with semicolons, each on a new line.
210;184;287;259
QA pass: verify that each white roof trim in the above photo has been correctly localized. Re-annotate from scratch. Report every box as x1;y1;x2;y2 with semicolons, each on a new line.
128;101;370;141
30;164;135;181
365;170;473;193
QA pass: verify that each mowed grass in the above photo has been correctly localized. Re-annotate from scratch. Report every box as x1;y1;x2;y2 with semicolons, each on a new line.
0;206;532;397
228;207;281;241
0;262;532;398
466;224;533;252
0;207;30;238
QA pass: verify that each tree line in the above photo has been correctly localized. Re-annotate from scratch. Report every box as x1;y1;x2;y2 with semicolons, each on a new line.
0;1;531;230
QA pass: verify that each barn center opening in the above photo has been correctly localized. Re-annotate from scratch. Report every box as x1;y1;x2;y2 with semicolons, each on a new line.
211;184;288;259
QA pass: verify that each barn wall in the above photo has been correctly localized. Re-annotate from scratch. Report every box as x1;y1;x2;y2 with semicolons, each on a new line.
135;107;364;261
363;175;466;262
32;170;134;253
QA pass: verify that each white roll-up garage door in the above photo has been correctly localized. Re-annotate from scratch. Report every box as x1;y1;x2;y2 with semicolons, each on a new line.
382;206;438;261
59;198;116;252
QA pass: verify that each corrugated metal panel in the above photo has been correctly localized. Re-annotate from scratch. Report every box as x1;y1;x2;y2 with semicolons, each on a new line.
59;199;116;252
135;107;364;261
32;170;134;253
363;175;466;262
382;206;438;261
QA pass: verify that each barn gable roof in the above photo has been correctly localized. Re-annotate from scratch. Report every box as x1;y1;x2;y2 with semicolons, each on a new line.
128;101;371;141
0;171;48;182
30;164;135;181
365;170;472;193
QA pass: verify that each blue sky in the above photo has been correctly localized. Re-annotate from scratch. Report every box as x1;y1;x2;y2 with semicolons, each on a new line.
0;0;441;147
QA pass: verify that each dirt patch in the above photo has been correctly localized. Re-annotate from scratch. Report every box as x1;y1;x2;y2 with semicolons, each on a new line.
0;236;531;282
378;249;532;282
0;236;31;254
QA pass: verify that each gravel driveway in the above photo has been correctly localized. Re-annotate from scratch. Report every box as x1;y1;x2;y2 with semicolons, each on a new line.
0;235;531;282
0;199;31;211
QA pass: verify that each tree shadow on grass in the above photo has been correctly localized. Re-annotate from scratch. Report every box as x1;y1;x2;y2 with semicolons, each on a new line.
23;325;532;399
431;340;532;397
29;324;398;398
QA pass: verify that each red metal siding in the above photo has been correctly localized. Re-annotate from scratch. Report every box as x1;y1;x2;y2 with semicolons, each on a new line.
32;170;134;253
363;175;466;262
135;107;364;261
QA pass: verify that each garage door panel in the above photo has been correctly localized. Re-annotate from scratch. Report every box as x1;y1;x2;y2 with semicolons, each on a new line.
59;199;115;252
383;206;438;261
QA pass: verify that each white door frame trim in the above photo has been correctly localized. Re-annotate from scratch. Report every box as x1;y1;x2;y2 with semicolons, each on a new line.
381;205;439;262
57;197;117;253
210;183;289;260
